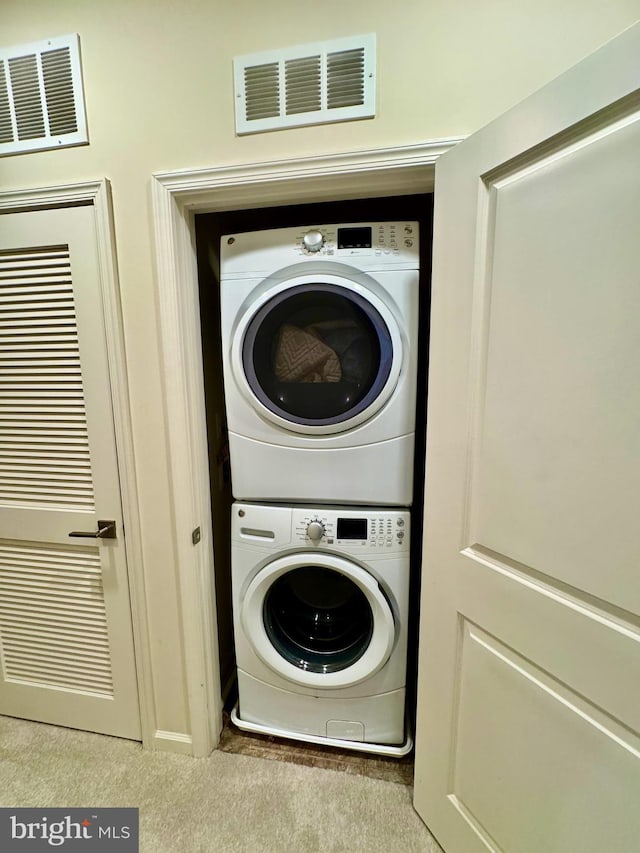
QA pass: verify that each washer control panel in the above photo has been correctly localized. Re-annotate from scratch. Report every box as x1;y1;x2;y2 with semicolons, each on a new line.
292;508;409;552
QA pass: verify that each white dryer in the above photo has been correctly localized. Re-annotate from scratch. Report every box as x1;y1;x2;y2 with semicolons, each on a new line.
220;222;420;506
230;502;411;754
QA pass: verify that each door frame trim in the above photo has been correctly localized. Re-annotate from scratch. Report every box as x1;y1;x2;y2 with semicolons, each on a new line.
150;139;462;756
0;179;153;747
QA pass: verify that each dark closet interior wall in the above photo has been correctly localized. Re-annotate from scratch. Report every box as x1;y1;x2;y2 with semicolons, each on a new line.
195;193;433;719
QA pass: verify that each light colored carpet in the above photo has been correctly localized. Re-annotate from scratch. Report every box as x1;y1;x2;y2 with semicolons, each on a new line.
0;715;443;853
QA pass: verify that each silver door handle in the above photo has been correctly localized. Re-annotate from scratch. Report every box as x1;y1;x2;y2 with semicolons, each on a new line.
69;520;117;539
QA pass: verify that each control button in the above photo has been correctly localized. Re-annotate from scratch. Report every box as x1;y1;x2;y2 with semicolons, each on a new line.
306;520;325;542
397;519;405;527
302;230;325;253
397;531;405;539
404;225;414;234
404;239;414;248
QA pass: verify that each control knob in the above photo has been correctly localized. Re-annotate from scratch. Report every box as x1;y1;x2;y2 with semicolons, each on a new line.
302;230;325;253
306;520;325;542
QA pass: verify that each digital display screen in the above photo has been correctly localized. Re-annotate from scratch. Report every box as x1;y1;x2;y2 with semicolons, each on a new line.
337;518;368;539
337;227;372;249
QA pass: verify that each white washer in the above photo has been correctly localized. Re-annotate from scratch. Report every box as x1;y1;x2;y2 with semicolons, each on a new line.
220;222;420;506
231;502;411;754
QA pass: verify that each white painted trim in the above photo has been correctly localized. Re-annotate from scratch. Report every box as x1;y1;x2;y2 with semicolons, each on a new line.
153;730;194;754
151;140;462;756
0;179;154;749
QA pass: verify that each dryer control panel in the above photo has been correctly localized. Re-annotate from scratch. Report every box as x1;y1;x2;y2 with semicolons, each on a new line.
295;222;417;259
292;507;409;552
220;221;419;275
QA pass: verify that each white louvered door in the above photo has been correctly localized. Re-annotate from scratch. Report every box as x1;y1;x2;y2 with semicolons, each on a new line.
0;204;140;739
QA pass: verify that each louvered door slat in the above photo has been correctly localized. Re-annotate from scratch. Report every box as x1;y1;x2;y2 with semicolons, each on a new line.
0;334;80;345
0;427;89;439
0;361;81;370
0;493;93;507
0;314;78;327
2;626;113;653
0;446;89;458
1;562;102;580
1;587;107;611
0;409;88;418
0;477;93;491
0;244;94;510
3;626;109;661
0;540;113;696
0;597;108;624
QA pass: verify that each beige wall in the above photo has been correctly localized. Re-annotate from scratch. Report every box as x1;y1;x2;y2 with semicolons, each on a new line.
1;0;638;740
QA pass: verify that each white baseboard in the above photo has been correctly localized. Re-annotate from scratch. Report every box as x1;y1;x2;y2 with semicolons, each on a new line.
152;729;194;754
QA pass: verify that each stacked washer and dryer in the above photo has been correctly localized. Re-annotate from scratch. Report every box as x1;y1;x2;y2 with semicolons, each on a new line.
220;221;420;755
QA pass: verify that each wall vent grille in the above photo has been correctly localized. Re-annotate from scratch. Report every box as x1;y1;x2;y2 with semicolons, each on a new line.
0;34;88;156
234;34;375;135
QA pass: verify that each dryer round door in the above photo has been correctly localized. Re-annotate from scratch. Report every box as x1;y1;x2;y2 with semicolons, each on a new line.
232;273;403;435
241;552;396;689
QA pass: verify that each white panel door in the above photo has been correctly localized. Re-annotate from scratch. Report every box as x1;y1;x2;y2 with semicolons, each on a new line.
0;205;140;739
414;23;640;853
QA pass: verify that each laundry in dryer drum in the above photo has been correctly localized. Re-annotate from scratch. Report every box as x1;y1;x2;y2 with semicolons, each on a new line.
274;324;341;382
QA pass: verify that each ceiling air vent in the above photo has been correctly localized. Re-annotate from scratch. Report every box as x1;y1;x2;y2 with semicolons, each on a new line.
0;33;88;156
234;34;375;135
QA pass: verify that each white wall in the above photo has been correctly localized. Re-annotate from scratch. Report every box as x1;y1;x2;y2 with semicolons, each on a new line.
1;0;638;742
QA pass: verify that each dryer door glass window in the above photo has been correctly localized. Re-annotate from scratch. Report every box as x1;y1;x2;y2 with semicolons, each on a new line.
243;283;393;426
263;567;374;673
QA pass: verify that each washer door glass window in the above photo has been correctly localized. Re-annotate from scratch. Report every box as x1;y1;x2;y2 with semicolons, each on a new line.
243;283;393;427
264;566;373;674
241;553;397;689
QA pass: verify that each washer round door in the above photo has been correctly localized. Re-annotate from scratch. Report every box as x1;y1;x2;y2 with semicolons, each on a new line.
231;272;403;435
241;552;396;689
